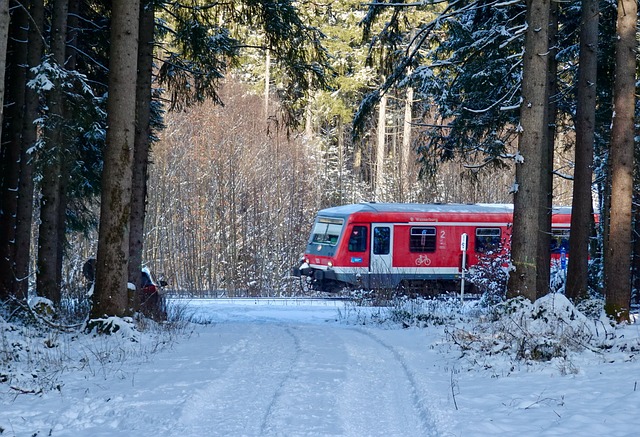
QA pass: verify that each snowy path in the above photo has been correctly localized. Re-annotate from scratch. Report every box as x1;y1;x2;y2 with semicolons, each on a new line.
168;323;439;436
4;299;638;436
2;301;450;436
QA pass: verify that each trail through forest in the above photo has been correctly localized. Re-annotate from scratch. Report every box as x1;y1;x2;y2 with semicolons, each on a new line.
2;299;638;436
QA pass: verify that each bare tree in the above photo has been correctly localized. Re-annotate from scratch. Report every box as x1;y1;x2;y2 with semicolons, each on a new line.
401;85;413;202
604;0;636;322
92;0;140;318
375;94;387;201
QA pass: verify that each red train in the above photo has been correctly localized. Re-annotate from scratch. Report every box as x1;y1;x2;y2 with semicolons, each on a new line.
293;202;571;292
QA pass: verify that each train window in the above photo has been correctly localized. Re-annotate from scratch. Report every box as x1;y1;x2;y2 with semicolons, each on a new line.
348;226;367;252
409;227;436;253
475;228;501;253
373;227;391;255
311;217;344;246
551;229;570;253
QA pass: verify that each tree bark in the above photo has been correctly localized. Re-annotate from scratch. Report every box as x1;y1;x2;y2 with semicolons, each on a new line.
264;48;270;121
375;93;387;201
538;0;559;299
604;0;636;322
402;85;413;203
36;0;69;304
507;0;551;301
0;0;10;298
128;0;155;307
14;0;46;301
0;2;28;300
92;0;140;318
0;0;9;135
566;0;598;302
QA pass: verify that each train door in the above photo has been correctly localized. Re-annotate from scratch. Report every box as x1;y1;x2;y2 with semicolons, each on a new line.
370;224;394;287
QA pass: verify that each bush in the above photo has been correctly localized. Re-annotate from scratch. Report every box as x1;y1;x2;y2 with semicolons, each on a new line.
447;294;617;373
467;250;509;306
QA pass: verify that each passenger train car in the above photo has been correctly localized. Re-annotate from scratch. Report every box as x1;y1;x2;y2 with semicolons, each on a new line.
293;203;571;292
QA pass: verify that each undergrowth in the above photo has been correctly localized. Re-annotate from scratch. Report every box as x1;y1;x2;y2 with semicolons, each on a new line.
347;291;639;375
1;297;194;396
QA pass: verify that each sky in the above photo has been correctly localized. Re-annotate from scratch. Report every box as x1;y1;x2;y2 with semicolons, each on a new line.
1;296;639;436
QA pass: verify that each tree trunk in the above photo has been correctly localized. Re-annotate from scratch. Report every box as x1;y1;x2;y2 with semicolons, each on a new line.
633;189;640;305
0;0;9;134
402;85;413;203
538;0;559;300
53;0;80;302
507;0;551;301
14;0;46;301
375;93;387;201
566;0;598;302
0;3;28;300
92;0;140;318
129;0;155;308
604;0;636;322
36;0;69;304
264;48;270;121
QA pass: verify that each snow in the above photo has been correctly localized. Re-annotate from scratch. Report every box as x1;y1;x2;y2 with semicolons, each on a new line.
2;297;638;436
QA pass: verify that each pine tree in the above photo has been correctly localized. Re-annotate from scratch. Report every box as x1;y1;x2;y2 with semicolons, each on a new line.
37;0;69;304
0;2;28;301
507;0;552;301
566;0;599;302
92;0;140;318
0;0;8;138
604;0;637;322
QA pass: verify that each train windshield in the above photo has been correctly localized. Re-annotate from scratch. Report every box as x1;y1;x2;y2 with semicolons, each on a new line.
310;217;344;246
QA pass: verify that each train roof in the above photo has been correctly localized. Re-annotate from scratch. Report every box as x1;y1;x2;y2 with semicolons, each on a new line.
317;202;571;217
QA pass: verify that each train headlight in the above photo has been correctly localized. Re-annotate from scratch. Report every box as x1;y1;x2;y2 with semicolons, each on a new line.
327;261;333;268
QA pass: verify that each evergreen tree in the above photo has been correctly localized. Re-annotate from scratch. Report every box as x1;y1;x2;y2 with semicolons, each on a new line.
0;0;8;140
15;0;45;302
566;0;599;303
0;2;29;301
92;0;141;318
37;0;70;304
604;0;637;322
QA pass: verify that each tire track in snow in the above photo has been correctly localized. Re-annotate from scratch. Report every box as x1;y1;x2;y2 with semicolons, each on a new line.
353;328;439;437
259;325;350;436
259;325;302;435
176;323;301;435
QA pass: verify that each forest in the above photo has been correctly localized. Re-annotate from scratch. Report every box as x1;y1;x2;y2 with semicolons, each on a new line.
0;0;638;325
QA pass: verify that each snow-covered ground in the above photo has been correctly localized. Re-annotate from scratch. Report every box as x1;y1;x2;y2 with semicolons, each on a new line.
2;297;639;436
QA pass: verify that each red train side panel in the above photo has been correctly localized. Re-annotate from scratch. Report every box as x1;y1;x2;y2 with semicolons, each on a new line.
293;202;571;292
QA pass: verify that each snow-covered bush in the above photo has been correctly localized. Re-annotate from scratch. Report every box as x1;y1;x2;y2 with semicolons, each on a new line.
387;296;463;327
445;294;632;374
467;250;509;306
85;316;139;340
549;258;567;294
1;297;195;396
